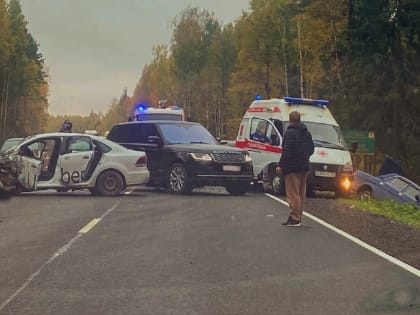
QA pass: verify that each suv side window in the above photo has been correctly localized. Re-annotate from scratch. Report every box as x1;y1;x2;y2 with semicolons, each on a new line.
141;124;160;142
109;123;160;143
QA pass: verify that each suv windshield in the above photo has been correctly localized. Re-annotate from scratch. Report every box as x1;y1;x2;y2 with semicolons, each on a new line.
284;122;346;149
158;123;218;145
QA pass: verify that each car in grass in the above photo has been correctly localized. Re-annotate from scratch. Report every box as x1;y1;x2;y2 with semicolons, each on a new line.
0;132;149;196
107;121;254;195
351;170;420;207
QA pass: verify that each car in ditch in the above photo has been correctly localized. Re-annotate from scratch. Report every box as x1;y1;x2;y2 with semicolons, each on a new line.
0;132;149;196
351;170;420;207
107;121;254;195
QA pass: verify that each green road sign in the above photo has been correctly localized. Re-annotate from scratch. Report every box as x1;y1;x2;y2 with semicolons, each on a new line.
342;130;375;153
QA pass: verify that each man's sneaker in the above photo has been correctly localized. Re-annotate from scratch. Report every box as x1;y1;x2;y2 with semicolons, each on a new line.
281;218;302;227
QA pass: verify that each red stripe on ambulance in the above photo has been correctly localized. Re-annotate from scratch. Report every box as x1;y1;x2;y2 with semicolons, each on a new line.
236;139;282;153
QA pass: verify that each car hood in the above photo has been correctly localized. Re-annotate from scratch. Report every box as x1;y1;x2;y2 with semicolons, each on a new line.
165;143;247;154
310;147;352;165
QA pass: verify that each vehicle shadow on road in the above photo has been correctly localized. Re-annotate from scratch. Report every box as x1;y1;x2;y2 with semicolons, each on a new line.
133;186;256;197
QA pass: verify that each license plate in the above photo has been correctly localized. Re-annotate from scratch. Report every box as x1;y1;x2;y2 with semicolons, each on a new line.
315;171;336;178
223;165;241;172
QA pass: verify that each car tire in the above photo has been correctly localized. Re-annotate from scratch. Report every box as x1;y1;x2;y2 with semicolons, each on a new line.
95;170;124;196
358;186;372;201
271;175;285;195
167;163;193;194
225;182;250;196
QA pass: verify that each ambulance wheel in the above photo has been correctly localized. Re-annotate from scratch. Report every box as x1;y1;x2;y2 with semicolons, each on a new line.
96;170;124;196
271;175;285;195
225;182;250;195
167;163;193;194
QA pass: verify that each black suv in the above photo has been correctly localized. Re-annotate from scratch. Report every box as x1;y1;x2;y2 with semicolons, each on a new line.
107;121;253;195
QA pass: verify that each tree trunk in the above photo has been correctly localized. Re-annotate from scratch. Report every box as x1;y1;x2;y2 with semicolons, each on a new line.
297;19;304;98
282;19;289;96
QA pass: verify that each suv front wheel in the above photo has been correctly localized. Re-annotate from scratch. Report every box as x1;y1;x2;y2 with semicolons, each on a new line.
167;163;193;194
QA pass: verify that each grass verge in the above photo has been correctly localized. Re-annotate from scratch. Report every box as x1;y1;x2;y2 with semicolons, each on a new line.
341;199;420;228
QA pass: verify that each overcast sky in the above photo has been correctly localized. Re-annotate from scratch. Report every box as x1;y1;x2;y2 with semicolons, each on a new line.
20;0;250;116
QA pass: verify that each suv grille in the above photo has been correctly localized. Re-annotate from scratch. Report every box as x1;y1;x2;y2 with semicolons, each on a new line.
211;153;244;163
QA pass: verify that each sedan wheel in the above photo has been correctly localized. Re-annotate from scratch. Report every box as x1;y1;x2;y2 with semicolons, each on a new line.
359;189;372;201
167;163;192;194
96;170;124;196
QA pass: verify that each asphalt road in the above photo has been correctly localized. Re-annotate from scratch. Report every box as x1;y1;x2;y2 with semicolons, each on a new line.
0;188;419;315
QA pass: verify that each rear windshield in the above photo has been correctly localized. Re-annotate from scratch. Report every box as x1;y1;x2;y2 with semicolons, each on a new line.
158;123;217;145
136;113;182;121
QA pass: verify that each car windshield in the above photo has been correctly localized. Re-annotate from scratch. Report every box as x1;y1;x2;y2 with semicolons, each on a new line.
158;123;218;145
0;138;23;153
284;122;347;149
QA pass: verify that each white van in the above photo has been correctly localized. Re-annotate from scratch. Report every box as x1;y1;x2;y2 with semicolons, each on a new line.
235;96;354;196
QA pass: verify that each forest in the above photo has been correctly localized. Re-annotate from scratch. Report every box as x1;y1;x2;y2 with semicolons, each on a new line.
1;0;419;181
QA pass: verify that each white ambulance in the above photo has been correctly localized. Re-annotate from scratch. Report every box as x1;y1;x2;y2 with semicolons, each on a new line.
235;96;354;196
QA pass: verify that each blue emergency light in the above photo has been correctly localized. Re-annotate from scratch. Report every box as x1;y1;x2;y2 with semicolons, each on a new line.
284;96;329;107
255;95;263;100
136;104;148;111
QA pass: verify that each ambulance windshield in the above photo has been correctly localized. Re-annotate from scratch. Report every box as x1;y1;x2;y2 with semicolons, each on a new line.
285;122;347;150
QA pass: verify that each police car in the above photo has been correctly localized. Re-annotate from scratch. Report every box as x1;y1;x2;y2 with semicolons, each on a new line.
128;104;185;121
2;132;149;196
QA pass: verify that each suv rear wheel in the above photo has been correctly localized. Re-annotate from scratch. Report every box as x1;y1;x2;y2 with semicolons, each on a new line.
167;163;193;194
225;182;250;196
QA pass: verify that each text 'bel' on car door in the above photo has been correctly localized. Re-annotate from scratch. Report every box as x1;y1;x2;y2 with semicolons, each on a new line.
58;136;94;185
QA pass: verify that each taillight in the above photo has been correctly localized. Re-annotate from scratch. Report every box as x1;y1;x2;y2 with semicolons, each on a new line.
135;155;147;167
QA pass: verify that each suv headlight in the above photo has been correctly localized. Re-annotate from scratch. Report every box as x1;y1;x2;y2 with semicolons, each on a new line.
190;153;212;161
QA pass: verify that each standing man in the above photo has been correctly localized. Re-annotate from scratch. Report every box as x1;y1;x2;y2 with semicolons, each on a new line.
276;111;314;227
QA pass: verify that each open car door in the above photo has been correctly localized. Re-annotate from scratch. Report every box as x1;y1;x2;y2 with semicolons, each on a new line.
18;156;42;191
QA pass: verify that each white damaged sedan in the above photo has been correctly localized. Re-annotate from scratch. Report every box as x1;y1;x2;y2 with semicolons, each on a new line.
2;132;149;196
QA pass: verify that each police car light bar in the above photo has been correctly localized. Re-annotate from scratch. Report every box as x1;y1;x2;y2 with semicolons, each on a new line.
284;97;329;107
136;104;148;111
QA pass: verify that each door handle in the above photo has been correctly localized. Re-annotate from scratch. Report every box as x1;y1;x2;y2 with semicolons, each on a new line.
82;156;90;159
31;165;37;168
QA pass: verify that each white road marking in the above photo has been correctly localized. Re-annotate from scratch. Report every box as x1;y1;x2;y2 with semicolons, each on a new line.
265;193;420;278
0;199;122;312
